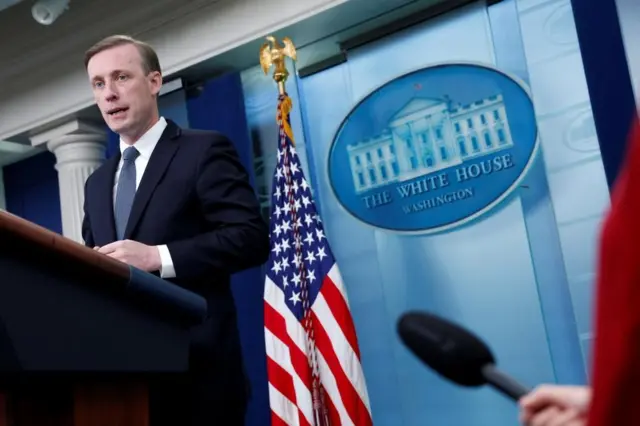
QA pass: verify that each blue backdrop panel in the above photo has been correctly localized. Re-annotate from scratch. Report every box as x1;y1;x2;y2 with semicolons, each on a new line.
186;71;269;426
514;0;614;376
571;0;637;187
299;4;553;424
490;0;585;385
3;151;62;234
295;0;609;424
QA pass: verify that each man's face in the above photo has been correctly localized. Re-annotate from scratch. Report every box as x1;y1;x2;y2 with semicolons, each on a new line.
87;43;161;142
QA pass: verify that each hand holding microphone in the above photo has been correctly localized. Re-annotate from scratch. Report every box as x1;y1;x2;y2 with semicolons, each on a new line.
396;310;531;401
396;311;590;425
518;385;590;426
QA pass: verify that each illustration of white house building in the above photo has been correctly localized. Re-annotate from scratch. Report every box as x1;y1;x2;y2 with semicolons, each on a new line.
346;94;514;193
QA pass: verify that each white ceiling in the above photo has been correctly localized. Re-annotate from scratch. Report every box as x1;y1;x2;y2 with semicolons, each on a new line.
0;0;23;14
178;0;452;79
0;0;454;167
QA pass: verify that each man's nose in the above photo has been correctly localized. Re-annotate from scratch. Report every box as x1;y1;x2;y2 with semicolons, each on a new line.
105;91;118;102
104;82;119;102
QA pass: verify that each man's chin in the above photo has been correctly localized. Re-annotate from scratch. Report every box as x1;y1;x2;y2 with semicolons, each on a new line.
105;118;128;134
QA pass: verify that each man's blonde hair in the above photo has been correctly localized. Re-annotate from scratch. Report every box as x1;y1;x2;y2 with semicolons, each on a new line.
84;35;161;74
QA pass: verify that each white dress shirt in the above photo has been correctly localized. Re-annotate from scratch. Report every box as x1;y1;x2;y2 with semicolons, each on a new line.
113;116;176;279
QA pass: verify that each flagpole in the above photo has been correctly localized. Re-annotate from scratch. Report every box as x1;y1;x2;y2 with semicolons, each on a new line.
260;35;330;426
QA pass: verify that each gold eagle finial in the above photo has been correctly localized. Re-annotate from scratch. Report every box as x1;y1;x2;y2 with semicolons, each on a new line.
259;36;297;95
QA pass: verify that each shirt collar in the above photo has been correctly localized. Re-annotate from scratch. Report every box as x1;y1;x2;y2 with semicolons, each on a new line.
119;116;167;159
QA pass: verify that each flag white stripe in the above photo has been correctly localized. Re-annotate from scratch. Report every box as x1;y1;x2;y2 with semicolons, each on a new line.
316;349;355;426
264;328;314;425
312;291;372;412
327;264;349;305
265;276;308;354
268;383;300;426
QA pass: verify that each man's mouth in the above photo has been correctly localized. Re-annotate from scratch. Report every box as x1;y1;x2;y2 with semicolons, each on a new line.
107;107;129;116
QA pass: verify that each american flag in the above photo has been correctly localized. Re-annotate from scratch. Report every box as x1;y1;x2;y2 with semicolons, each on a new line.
263;94;373;426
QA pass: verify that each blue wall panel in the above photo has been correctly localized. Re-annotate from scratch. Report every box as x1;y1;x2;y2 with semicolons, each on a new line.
3;151;62;234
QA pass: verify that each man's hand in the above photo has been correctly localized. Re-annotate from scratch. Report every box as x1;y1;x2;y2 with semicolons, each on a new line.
97;240;162;272
519;385;591;426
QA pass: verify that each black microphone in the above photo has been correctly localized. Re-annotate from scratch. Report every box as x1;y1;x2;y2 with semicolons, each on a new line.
397;311;531;401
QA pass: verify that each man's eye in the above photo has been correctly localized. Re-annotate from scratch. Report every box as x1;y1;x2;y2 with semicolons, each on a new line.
117;74;127;81
94;81;104;89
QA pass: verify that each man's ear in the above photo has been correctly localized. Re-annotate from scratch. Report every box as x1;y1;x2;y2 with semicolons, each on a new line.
149;71;163;96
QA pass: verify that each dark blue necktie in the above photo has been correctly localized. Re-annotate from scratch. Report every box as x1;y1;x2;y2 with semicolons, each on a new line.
114;146;139;240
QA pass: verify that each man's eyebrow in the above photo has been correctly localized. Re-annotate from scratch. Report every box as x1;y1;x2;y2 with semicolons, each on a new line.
91;69;130;82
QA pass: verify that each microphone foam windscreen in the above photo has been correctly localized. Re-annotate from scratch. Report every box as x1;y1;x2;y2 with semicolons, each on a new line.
397;311;494;386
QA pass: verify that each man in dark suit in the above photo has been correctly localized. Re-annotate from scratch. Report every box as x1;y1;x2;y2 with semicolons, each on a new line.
81;34;270;425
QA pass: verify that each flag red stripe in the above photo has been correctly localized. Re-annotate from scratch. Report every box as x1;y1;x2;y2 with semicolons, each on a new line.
312;311;373;426
266;354;314;426
299;410;313;426
321;384;342;425
270;409;313;426
266;356;298;407
266;359;314;426
267;357;310;426
270;411;289;426
266;358;314;426
264;301;313;392
320;275;362;360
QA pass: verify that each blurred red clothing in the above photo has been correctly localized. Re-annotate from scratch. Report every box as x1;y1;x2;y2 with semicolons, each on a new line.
588;114;640;426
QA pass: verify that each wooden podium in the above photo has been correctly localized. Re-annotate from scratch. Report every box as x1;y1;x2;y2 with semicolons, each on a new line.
0;211;207;426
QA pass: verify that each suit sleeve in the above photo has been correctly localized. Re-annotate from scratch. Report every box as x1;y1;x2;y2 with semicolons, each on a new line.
166;134;270;280
81;178;95;248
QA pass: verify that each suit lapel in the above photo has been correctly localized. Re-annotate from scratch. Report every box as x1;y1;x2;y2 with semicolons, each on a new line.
124;121;181;239
95;154;120;243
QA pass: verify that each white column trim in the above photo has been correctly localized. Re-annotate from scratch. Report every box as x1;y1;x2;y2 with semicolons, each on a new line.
47;134;107;169
31;119;105;147
31;124;107;243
